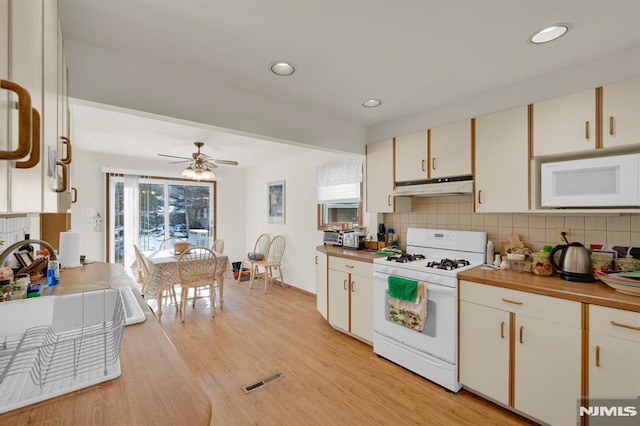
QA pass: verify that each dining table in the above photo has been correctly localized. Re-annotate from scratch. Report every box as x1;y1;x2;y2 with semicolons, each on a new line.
141;249;229;321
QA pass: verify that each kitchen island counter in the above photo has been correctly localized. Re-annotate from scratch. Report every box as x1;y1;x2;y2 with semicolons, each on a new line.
0;262;212;425
459;266;640;313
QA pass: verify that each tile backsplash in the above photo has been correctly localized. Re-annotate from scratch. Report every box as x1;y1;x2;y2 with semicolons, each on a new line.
382;195;640;252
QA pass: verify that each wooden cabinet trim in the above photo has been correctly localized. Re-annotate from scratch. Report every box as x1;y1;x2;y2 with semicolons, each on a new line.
596;87;603;149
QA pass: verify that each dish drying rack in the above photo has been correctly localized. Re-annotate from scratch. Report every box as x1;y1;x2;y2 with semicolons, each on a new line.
0;289;126;413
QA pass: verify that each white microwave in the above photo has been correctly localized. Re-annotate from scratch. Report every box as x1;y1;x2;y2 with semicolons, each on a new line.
541;153;640;208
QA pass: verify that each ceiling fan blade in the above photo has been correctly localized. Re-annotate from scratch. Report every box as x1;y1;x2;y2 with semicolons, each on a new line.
202;161;218;168
169;160;193;164
158;153;191;160
212;159;239;166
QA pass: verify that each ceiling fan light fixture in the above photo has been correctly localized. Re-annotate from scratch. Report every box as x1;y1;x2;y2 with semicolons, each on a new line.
182;166;195;178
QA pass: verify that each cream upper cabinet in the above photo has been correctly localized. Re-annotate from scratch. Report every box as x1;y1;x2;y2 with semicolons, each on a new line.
589;305;640;400
395;131;427;182
459;281;581;426
474;106;529;212
0;0;9;212
41;0;59;213
429;120;472;178
9;0;43;213
533;88;596;156
365;139;411;214
602;76;640;149
316;250;327;320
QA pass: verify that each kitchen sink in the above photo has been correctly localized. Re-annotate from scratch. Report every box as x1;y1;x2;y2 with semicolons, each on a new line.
120;286;146;325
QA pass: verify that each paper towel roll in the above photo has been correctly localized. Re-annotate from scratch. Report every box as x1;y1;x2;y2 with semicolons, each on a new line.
59;231;81;268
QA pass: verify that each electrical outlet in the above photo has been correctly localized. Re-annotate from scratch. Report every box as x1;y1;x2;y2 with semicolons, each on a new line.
557;228;570;245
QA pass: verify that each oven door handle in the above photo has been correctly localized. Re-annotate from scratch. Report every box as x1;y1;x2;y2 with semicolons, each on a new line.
374;273;456;296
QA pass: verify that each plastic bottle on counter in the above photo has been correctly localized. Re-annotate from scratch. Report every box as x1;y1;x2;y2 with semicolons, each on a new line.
47;259;60;286
486;240;494;265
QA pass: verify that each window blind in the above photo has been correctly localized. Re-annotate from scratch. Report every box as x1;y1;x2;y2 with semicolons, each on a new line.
316;159;363;203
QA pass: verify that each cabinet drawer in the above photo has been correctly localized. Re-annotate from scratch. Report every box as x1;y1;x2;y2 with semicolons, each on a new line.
590;305;640;343
328;257;372;277
460;281;580;328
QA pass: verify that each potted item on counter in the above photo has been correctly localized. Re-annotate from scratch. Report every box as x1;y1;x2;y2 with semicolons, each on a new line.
531;246;554;276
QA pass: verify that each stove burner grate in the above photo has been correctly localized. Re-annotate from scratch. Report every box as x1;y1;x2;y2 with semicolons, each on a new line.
386;253;426;263
426;258;470;270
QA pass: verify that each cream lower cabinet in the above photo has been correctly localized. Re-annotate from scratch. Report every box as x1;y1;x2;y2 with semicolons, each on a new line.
459;281;581;426
589;305;640;399
315;251;328;320
327;257;373;343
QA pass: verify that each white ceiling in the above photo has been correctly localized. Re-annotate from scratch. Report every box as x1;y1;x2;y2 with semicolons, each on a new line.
58;0;640;166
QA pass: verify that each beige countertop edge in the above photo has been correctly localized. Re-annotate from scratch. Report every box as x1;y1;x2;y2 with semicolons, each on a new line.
459;266;640;313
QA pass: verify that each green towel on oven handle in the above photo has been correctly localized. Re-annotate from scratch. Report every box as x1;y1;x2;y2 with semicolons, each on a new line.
387;276;418;302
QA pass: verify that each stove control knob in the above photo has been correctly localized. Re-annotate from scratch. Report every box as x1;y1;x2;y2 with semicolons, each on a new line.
421;274;431;282
382;266;397;275
432;275;442;284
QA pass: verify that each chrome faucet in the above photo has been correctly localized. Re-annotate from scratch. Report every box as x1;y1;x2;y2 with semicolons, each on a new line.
0;239;58;267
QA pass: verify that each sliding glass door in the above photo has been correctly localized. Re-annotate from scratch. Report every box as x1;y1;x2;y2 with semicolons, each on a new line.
108;175;215;266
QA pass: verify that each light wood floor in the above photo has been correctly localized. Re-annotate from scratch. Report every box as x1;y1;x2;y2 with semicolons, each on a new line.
154;278;536;426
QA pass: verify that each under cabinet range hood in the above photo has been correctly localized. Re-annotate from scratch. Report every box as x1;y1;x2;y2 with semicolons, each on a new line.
393;175;474;197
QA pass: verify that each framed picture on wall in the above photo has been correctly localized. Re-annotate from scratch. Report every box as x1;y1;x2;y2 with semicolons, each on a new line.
268;180;285;224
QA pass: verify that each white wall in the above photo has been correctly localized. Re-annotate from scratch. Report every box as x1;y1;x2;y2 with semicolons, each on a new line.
244;150;363;294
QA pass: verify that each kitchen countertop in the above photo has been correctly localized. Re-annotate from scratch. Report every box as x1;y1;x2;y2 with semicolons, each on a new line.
316;245;384;263
459;266;640;313
0;262;212;425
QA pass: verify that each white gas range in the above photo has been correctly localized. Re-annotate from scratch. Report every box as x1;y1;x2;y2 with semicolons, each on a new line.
373;228;486;392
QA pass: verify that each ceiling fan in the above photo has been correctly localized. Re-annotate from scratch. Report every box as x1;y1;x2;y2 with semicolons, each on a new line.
158;141;238;180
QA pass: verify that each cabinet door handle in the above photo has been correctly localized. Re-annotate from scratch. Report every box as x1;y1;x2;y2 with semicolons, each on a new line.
0;79;32;160
502;298;523;306
315;256;318;265
519;326;524;344
432;157;437;170
16;108;40;169
351;281;356;292
55;162;68;193
595;345;600;367
585;121;590;140
71;187;78;203
610;321;640;331
345;265;354;269
477;190;482;205
343;279;348;290
387;195;392;206
421;159;426;172
609;116;615;136
500;321;505;339
60;136;72;164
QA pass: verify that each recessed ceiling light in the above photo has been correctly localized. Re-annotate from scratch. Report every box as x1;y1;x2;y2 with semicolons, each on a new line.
269;61;295;76
362;99;382;108
530;24;569;44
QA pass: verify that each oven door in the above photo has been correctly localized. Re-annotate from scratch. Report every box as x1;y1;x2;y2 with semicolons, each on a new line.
373;271;457;364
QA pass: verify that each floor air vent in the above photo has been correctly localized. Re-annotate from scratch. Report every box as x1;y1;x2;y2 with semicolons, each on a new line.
242;372;284;394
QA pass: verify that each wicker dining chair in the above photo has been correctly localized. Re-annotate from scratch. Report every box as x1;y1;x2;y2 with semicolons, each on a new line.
176;247;219;322
249;235;286;294
237;233;270;284
134;244;178;309
211;238;225;253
